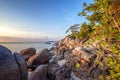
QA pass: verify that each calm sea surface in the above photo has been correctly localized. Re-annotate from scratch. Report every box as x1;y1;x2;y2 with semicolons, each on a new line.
0;42;53;53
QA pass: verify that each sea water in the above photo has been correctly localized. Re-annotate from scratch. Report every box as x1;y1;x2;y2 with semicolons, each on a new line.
0;42;53;53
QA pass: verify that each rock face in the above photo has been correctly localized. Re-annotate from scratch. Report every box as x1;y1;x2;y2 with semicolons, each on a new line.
20;48;36;61
54;36;110;80
14;52;28;80
29;65;48;80
27;48;51;70
55;37;99;80
0;46;20;80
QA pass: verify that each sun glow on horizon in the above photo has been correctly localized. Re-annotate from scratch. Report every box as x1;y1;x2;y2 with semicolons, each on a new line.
0;25;45;38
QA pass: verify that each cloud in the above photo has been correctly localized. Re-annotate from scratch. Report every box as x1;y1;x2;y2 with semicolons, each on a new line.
0;36;50;42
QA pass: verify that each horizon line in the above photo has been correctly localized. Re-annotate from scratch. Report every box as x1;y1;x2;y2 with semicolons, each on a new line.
0;41;57;43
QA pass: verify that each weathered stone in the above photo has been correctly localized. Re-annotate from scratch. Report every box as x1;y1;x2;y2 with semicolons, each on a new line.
49;56;57;64
14;52;28;80
0;46;20;80
58;59;66;67
20;48;36;61
29;65;48;80
71;72;81;80
56;53;64;60
47;63;60;80
55;66;71;80
48;63;71;80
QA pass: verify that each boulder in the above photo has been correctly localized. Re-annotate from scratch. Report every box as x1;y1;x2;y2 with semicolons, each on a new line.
48;63;71;80
27;48;51;70
20;48;36;61
0;46;20;80
47;63;60;80
55;66;71;80
29;65;48;80
71;72;81;80
14;52;28;80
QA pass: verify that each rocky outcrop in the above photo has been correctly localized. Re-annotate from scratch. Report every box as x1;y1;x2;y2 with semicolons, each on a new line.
0;46;20;80
27;48;52;70
14;52;28;80
54;36;110;80
20;48;36;61
28;65;48;80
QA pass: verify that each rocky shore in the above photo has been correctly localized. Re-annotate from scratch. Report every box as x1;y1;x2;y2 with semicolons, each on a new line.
0;36;109;80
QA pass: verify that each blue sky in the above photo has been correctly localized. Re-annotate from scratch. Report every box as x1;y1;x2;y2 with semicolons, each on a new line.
0;0;93;42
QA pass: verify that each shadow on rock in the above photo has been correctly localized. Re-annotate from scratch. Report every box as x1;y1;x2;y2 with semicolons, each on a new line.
29;65;48;80
0;46;20;80
14;52;28;80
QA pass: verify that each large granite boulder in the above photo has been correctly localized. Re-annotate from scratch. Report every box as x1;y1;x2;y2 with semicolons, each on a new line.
29;65;48;80
27;48;51;70
14;52;28;80
0;46;20;80
20;48;36;61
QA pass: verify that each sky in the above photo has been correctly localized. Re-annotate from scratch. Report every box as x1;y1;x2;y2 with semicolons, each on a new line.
0;0;93;42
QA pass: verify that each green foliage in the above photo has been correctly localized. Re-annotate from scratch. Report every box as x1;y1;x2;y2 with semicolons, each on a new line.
66;0;120;79
106;56;120;79
75;62;80;68
79;22;91;39
66;24;80;34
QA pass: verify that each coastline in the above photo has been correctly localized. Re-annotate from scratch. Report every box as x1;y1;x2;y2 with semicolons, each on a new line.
0;36;116;80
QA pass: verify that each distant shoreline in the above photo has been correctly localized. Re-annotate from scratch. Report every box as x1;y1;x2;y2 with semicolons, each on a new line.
0;42;43;44
0;41;57;44
0;41;57;43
